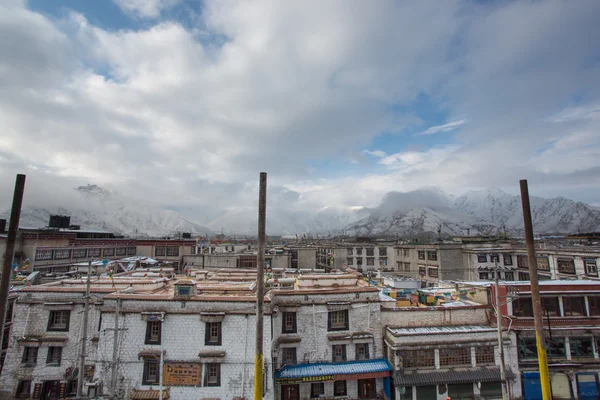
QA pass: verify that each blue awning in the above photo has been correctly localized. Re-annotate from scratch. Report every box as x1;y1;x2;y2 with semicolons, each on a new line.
276;359;392;384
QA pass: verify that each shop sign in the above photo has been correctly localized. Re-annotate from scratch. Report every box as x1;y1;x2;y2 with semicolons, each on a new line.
275;375;334;384
163;362;202;386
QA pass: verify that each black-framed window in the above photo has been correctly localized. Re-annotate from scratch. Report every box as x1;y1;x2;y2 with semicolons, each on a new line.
366;258;375;266
205;363;221;386
356;343;370;360
142;359;159;385
347;248;353;256
418;250;426;260
490;254;500;263
517;255;528;268
537;257;550;271
518;271;529;280
327;310;349;331
513;297;533;317
404;262;411;271
282;312;297;334
504;272;515;281
66;379;78;396
6;299;14;323
346;258;353;265
589;296;600;316
21;346;38;365
332;344;347;362
334;380;347;396
366;248;374;257
356;248;363;256
479;272;490;280
155;247;166;257
570;337;594;358
311;382;325;398
426;251;437;261
46;346;62;366
166;247;179;256
475;346;495;365
47;310;70;331
145;321;161;345
205;322;222;345
356;258;363;266
379;247;387;256
542;297;560;316
281;347;297;366
563;297;586;316
503;254;513;266
546;338;566;358
16;380;31;398
477;254;487;263
557;259;576;274
428;267;438;278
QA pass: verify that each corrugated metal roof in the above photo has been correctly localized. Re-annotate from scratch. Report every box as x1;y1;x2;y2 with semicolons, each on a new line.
276;358;392;378
396;367;514;387
389;325;495;336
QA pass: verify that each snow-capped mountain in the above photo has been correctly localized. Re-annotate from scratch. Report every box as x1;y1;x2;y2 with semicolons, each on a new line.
454;188;600;234
2;185;212;237
345;187;600;237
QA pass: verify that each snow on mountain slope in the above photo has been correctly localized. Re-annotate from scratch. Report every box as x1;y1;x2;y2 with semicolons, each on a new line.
2;185;212;237
345;188;600;237
455;189;600;234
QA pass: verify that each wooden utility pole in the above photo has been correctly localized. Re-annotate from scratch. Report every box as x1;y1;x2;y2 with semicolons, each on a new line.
254;172;267;400
494;261;509;400
519;179;551;399
77;261;92;398
0;174;25;352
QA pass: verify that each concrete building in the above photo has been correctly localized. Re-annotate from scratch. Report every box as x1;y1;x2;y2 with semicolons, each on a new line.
381;299;521;400
393;244;465;285
183;252;291;270
96;275;273;400
497;280;600;400
271;273;392;400
136;239;196;272
0;293;17;376
0;277;166;399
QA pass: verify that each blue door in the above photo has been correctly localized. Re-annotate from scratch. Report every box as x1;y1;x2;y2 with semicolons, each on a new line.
577;373;599;400
522;372;543;400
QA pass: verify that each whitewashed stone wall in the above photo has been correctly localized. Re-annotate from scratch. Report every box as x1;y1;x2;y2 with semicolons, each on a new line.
0;291;102;399
96;298;273;400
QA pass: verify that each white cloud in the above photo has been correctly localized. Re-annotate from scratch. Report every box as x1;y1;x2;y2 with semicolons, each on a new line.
363;150;387;158
417;119;467;135
1;0;600;227
112;0;181;18
546;104;600;123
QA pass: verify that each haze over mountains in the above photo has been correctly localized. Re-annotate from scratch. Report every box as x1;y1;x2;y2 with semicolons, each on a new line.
2;185;599;237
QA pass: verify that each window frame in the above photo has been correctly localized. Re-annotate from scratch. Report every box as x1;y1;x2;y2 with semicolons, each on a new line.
282;312;297;334
311;382;325;398
439;347;471;367
355;343;370;360
327;310;349;331
584;259;598;277
563;296;586;316
379;247;387;256
334;380;347;397
475;345;495;365
426;251;437;261
46;346;62;366
205;321;222;346
477;254;487;263
332;344;347;362
142;359;159;385
557;258;576;274
145;320;162;345
418;250;426;260
569;337;594;358
47;310;71;332
281;347;297;366
16;380;32;398
400;349;435;369
21;346;38;365
503;254;513;266
204;363;221;387
366;248;374;257
513;297;534;317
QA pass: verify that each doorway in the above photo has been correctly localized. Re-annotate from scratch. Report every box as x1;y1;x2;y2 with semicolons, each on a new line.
358;378;376;398
41;380;60;400
281;384;299;400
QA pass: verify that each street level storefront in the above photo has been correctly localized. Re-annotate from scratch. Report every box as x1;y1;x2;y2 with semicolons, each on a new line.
394;367;515;400
275;359;392;400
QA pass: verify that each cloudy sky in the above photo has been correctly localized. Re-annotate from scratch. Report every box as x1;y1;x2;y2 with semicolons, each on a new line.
1;0;600;224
